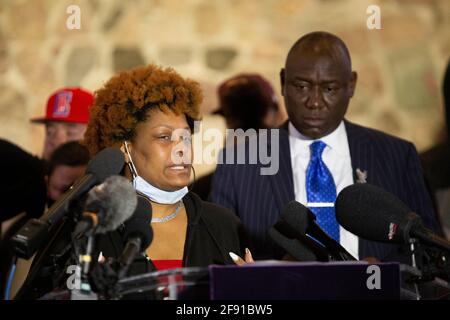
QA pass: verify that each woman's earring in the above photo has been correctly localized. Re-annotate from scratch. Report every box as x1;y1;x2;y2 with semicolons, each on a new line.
122;141;138;179
120;143;130;163
189;166;197;190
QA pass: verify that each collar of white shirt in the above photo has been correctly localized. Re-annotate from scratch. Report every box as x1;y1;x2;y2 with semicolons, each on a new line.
288;121;350;158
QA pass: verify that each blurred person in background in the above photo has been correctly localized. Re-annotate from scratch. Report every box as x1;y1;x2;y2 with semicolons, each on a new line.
45;141;90;208
0;141;90;299
421;58;450;239
214;73;281;131
30;87;94;161
192;73;282;200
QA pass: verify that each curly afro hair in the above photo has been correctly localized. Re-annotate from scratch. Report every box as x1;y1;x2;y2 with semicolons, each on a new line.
83;64;203;156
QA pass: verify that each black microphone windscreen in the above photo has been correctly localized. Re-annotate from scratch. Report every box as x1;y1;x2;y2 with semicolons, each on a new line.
85;175;137;234
268;227;318;261
280;201;309;236
86;147;125;181
335;183;413;243
123;195;153;250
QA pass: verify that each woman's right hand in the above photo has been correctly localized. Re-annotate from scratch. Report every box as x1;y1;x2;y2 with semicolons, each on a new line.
229;248;254;266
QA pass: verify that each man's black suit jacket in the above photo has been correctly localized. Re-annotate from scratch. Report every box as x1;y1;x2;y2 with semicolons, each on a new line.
210;120;440;261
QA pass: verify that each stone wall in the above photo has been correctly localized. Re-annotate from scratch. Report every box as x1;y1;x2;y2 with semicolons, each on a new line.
1;0;449;176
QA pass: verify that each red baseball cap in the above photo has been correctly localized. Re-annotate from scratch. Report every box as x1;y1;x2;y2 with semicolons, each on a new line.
30;87;94;124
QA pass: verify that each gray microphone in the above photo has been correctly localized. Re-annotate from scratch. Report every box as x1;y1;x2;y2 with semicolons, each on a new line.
74;175;138;237
74;176;137;294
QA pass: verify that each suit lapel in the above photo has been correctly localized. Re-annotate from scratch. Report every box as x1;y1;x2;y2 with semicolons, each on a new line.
268;122;295;213
345;120;374;184
344;120;378;259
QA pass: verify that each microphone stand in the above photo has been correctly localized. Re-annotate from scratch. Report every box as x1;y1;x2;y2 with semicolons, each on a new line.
408;238;421;300
401;237;450;300
70;232;98;300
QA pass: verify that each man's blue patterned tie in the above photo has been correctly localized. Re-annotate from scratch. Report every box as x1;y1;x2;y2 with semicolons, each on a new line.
306;140;340;242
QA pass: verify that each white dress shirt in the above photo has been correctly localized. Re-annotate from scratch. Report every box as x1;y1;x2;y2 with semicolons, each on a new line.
288;121;359;259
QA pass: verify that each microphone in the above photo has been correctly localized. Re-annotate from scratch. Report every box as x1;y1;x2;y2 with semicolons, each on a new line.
268;226;322;262
279;201;356;261
335;183;450;252
117;195;153;279
74;175;138;237
74;175;137;290
10;147;125;259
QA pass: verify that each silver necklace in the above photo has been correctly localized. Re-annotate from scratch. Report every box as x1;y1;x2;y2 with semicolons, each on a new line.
151;201;183;223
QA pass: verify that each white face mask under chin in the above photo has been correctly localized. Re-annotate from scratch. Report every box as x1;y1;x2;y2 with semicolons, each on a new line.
133;176;188;205
123;141;188;204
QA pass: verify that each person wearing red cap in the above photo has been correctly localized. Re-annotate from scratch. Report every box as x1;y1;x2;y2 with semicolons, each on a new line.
30;87;94;160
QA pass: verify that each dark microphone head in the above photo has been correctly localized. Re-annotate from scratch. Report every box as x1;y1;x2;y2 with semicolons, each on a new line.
280;201;310;236
335;183;421;244
85;175;137;234
270;201;331;261
268;228;318;261
86;147;125;182
123;195;153;250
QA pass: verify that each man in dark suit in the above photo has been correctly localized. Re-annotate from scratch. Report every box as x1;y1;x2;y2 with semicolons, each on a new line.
209;31;440;261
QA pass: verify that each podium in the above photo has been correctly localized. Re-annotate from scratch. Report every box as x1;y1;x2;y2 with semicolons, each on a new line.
65;261;448;300
209;261;400;300
115;261;405;300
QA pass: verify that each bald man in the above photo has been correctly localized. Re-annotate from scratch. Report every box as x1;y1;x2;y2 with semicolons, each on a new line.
210;31;439;262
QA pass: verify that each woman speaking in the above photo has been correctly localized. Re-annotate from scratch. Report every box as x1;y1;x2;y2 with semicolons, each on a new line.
83;64;250;273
